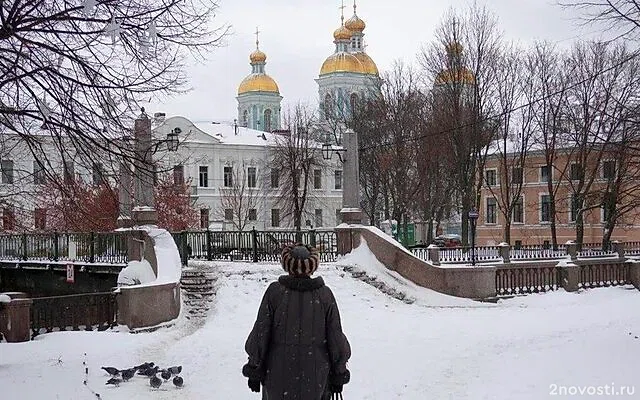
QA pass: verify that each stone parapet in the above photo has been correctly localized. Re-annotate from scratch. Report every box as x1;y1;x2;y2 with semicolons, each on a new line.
116;282;181;330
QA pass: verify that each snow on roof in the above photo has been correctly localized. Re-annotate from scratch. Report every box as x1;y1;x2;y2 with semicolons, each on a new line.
192;121;279;147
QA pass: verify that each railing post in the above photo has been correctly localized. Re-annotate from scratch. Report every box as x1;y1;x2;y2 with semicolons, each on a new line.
206;229;212;261
498;242;510;263
310;229;316;248
180;231;188;267
21;233;28;261
89;232;96;263
611;240;624;259
252;227;258;263
566;240;578;261
53;231;59;261
427;244;440;266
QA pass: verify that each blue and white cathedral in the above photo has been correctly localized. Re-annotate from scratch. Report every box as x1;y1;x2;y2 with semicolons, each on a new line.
236;1;380;132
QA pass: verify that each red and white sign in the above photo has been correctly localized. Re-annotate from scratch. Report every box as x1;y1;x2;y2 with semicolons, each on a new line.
66;264;75;283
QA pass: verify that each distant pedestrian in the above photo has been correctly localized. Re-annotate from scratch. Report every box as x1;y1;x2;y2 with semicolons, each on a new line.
242;243;351;400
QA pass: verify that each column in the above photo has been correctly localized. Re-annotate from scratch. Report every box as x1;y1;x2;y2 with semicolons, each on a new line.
340;128;363;224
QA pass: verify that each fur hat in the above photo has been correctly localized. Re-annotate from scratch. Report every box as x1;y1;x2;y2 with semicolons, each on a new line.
281;243;320;276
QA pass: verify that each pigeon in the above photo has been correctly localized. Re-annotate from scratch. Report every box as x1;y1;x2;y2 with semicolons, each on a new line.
138;365;159;377
168;365;182;375
121;368;136;382
106;377;122;386
150;374;162;389
101;367;120;377
133;362;154;371
173;376;184;388
160;369;172;381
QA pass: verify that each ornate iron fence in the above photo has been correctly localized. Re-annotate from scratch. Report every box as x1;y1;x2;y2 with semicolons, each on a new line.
30;292;117;338
579;263;629;289
577;242;616;258
0;232;128;264
510;244;567;260
173;229;338;263
495;266;562;296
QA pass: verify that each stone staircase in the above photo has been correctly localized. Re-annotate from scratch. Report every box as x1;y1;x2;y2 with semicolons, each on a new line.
180;267;217;322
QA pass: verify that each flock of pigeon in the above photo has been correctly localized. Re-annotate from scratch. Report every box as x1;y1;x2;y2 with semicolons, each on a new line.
101;362;184;390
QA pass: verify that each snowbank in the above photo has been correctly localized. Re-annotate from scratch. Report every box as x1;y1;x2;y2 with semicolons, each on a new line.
337;238;485;308
117;260;156;286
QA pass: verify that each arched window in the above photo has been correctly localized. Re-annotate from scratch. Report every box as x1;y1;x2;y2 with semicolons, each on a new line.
242;110;248;127
350;93;359;114
324;93;333;118
264;109;272;132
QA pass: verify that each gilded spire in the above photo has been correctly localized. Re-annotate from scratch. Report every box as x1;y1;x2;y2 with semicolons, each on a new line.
340;0;346;25
249;26;266;63
254;26;260;50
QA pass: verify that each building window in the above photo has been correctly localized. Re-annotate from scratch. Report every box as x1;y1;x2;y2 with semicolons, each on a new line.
540;165;550;183
570;163;583;181
242;110;248;127
570;194;579;223
33;161;45;185
314;169;322;189
513;196;524;223
602;160;616;180
223;166;233;187
486;198;497;224
334;170;343;190
485;169;496;186
248;209;257;221
173;165;185;186
270;169;279;188
1;160;14;184
541;194;551;222
63;161;74;184
264;109;272;132
92;163;103;186
247;167;257;188
336;209;342;225
224;208;233;221
198;166;208;187
324;93;333;118
350;93;359;113
511;167;523;184
315;209;323;228
34;208;46;230
271;209;280;227
2;207;15;230
200;208;209;229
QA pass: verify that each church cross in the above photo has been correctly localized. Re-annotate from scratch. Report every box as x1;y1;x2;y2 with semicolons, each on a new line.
254;26;260;49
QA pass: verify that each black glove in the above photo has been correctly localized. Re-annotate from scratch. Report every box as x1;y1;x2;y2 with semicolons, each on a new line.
329;370;350;394
248;379;261;393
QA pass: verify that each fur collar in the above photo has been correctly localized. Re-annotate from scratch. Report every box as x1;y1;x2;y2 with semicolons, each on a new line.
278;275;325;292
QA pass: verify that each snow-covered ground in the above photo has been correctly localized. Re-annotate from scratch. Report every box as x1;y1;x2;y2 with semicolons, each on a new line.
2;246;640;399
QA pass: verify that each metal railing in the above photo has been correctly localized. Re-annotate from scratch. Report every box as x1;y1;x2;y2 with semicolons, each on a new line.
30;291;118;338
495;265;562;296
172;229;338;264
579;263;629;289
0;231;128;264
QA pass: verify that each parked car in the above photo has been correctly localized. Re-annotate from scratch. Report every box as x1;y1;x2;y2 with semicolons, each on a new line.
433;234;462;248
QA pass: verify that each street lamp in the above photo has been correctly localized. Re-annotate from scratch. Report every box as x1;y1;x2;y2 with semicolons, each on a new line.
321;140;345;163
468;208;479;266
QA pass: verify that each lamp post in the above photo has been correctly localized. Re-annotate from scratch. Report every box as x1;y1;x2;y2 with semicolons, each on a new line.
468;208;479;266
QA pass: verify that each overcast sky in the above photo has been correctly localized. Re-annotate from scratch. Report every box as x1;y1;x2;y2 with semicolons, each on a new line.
145;0;605;124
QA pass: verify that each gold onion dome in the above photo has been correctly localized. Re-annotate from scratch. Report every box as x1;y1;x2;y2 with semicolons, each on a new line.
238;74;279;95
333;25;352;41
345;14;365;32
249;49;267;63
354;52;379;75
434;68;476;85
320;52;365;76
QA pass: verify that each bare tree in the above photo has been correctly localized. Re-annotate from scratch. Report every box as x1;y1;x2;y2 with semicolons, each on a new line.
559;0;640;39
217;162;261;231
268;104;325;233
0;0;228;186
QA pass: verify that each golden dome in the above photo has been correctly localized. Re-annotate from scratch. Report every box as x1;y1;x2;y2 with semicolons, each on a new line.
434;68;476;86
333;25;352;41
238;74;280;95
319;53;365;76
354;52;378;75
345;14;365;32
250;49;267;63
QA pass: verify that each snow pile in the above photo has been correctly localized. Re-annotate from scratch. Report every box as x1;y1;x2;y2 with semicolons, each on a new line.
117;260;156;286
146;227;182;284
337;238;485;308
0;293;11;303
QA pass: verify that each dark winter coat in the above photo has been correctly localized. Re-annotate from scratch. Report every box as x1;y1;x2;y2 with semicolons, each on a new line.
243;275;351;400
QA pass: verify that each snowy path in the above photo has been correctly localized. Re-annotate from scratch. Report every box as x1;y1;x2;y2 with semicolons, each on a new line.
2;261;640;399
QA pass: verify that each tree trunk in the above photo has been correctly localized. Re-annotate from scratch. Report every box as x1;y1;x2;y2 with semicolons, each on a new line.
503;219;511;245
576;211;585;250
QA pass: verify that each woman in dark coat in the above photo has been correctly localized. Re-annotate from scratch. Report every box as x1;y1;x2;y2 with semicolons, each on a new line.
242;243;351;400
